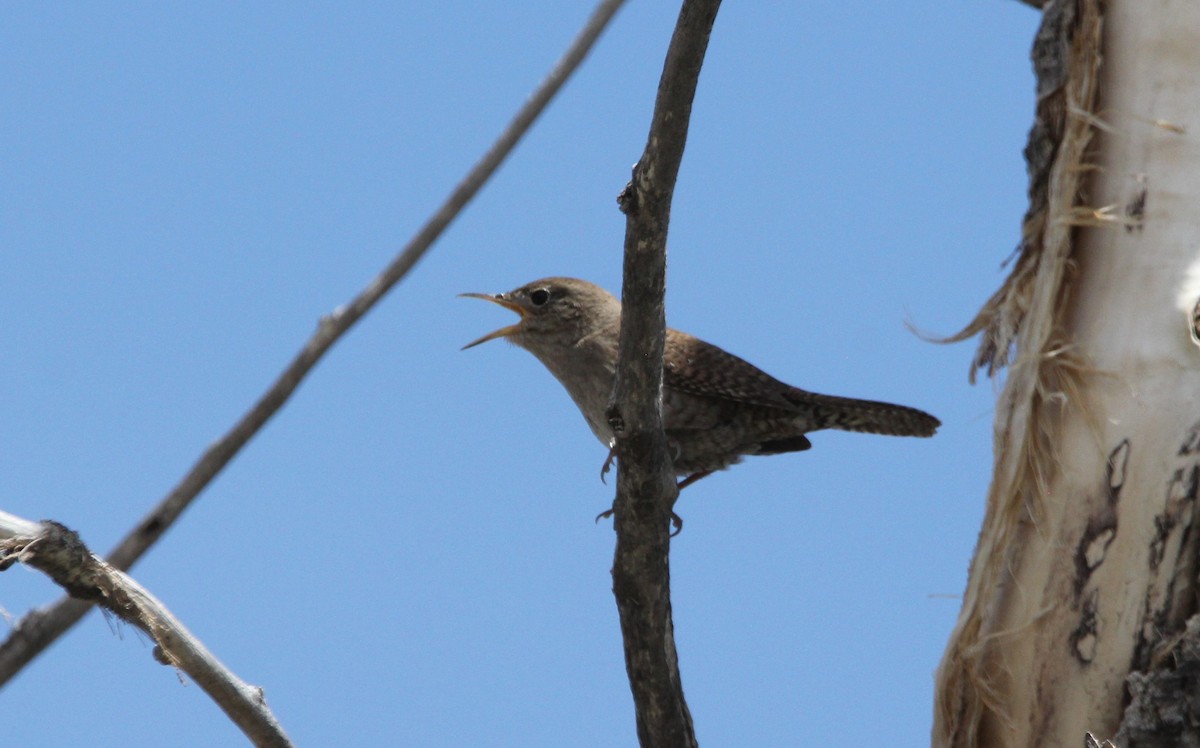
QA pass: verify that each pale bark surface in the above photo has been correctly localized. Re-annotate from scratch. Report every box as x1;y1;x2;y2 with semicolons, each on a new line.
935;1;1200;746
1;519;293;747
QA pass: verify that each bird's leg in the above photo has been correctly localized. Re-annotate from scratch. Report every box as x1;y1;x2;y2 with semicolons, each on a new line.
676;470;714;490
662;471;711;533
595;439;686;534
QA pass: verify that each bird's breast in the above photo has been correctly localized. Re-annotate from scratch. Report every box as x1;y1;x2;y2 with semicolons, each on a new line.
527;342;618;447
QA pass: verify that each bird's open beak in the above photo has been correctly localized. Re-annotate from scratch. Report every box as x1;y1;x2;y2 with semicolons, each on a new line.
459;292;527;350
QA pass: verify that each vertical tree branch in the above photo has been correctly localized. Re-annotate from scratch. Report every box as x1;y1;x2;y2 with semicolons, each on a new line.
606;1;720;745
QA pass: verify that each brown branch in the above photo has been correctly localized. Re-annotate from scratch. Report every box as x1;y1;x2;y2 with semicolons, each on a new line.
606;1;720;745
1;520;293;747
0;0;628;686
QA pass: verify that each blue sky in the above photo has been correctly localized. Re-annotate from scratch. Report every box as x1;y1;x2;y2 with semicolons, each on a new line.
1;2;1037;745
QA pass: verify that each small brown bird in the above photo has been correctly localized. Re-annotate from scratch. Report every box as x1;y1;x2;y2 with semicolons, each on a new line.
462;277;939;488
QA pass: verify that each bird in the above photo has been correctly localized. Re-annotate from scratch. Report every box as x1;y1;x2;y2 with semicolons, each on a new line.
461;277;939;489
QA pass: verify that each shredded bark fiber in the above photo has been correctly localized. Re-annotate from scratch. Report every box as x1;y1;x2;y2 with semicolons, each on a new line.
932;0;1104;745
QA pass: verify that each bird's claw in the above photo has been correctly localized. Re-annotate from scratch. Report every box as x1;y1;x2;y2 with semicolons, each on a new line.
599;446;617;484
594;507;684;537
670;512;683;537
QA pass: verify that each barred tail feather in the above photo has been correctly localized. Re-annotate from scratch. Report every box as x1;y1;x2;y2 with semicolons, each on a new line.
794;391;940;437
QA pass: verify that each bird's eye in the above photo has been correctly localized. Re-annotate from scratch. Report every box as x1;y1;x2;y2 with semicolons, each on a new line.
529;288;551;306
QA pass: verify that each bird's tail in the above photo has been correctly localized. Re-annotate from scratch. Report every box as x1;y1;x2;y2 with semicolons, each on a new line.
791;391;940;437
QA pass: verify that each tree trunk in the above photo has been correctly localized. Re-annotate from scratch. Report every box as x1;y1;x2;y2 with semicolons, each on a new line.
934;1;1200;746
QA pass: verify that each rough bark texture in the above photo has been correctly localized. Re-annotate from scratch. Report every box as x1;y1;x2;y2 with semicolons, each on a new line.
1114;614;1200;747
935;1;1200;746
607;1;720;746
1;522;293;747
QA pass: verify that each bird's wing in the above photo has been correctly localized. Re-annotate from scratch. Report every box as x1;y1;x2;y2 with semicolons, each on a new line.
662;329;799;410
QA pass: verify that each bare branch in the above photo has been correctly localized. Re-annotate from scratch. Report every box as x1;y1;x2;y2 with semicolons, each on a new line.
606;0;720;745
0;0;628;686
1;519;293;747
0;511;44;540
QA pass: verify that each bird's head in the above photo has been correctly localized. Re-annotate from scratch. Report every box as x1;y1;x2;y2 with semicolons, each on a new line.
460;277;620;353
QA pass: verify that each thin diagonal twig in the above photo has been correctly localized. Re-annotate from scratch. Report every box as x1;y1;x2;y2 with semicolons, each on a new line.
0;0;628;686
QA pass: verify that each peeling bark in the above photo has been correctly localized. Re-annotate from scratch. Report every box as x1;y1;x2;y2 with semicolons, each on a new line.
935;1;1200;745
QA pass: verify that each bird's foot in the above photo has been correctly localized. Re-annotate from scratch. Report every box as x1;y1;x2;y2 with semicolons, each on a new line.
599;445;617;485
594;506;684;537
